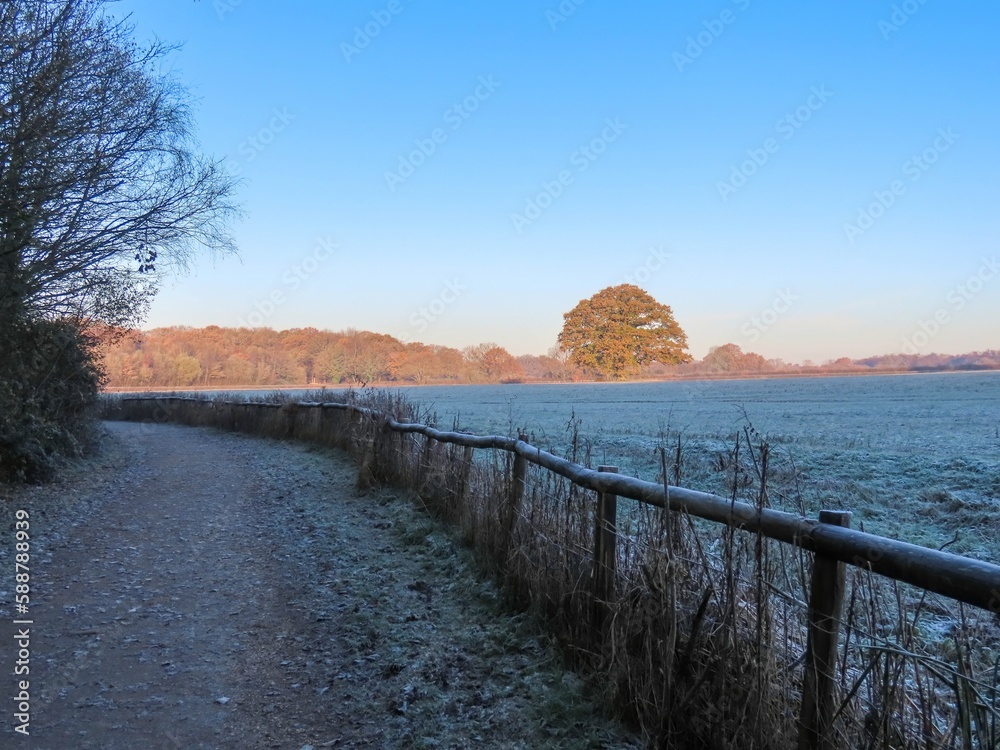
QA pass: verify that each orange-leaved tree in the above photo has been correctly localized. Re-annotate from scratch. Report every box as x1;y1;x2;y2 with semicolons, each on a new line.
701;343;768;373
463;343;525;383
558;284;691;379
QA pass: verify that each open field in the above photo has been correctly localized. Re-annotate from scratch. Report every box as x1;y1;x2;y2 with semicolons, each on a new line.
157;371;1000;559
358;372;1000;562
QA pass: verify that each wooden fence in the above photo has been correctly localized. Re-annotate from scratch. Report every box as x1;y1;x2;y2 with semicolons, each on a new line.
108;395;1000;749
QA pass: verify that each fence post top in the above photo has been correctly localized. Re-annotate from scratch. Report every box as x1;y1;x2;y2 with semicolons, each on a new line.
818;510;852;527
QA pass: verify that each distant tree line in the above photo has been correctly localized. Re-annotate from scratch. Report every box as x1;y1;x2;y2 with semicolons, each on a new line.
664;344;1000;378
101;327;533;387
99;327;1000;389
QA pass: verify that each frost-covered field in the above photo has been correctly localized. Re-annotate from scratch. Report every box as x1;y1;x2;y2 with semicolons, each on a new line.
387;372;1000;561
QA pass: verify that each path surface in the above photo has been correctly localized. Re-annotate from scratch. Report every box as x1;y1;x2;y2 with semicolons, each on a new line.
1;422;641;749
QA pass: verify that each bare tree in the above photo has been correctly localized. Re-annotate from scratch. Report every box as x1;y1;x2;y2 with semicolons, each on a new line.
0;0;240;329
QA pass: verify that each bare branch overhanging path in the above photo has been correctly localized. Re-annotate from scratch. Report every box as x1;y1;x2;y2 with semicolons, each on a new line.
5;422;641;749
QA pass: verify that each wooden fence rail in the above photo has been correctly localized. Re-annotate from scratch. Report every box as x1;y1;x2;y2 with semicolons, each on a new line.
109;395;1000;748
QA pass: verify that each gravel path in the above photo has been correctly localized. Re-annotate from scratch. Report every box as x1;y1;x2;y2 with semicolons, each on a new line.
1;422;642;749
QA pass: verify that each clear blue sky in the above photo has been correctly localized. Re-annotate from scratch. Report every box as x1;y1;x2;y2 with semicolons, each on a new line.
115;0;999;362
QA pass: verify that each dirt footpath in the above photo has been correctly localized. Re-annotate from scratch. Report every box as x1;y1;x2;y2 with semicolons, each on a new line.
1;422;641;749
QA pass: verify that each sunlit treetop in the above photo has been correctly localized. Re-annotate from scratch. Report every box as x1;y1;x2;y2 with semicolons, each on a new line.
558;284;691;380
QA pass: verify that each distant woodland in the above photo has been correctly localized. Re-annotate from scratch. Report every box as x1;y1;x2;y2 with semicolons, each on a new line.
99;326;1000;389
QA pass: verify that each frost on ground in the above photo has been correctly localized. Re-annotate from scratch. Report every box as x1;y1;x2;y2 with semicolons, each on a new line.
395;373;1000;561
0;422;642;749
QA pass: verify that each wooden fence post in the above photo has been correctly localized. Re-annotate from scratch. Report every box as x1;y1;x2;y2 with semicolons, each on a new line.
357;419;379;491
799;510;852;750
396;429;408;483
374;420;392;481
593;466;620;627
503;435;529;551
458;445;474;503
346;408;358;451
418;433;434;490
307;404;320;442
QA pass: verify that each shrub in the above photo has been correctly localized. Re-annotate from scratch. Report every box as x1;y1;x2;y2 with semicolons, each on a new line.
0;318;104;482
